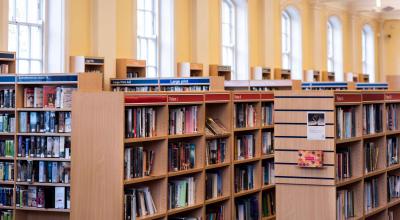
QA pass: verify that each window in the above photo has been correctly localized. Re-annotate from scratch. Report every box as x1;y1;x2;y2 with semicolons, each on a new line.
221;0;236;78
8;0;44;73
137;0;158;77
362;25;375;82
281;6;302;79
327;16;343;81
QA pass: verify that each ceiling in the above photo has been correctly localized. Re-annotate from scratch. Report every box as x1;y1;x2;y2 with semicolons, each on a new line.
316;0;400;19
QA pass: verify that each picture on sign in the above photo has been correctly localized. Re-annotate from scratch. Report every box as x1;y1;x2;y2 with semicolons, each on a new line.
298;150;324;168
307;112;326;140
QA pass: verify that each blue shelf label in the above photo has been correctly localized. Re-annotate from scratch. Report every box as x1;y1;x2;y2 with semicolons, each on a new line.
0;52;15;60
0;75;15;83
356;83;388;88
17;75;78;83
111;79;159;85
159;78;210;85
85;58;104;64
302;82;347;87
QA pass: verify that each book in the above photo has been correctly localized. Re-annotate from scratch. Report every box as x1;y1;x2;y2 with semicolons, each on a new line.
206;171;222;200
16;186;68;209
206;138;226;165
235;196;259;220
23;86;77;109
0;210;12;220
17;136;70;159
18;111;71;134
261;102;274;126
262;160;275;185
0;187;13;206
0;140;13;158
262;131;273;155
364;177;379;211
262;190;275;217
336;106;356;139
0;89;15;108
0;64;9;74
0;162;14;181
24;88;34;108
387;104;399;131
388;174;400;201
336;147;351;179
55;187;65;209
365;142;379;173
168;177;195;209
206;118;228;136
161;85;209;92
363;104;382;135
234;103;256;128
124;146;155;179
33;87;43;108
125;107;157;138
168;142;195;172
235;134;255;160
336;189;355;220
17;160;70;184
388;136;400;166
169;106;198;135
234;164;254;193
206;205;224;220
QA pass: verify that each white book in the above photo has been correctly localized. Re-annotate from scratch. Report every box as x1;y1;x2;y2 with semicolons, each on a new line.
55;187;65;209
238;204;245;220
53;137;60;157
143;187;155;215
39;161;45;182
60;137;65;158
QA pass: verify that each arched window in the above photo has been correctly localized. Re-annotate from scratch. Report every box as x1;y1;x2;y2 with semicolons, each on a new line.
327;16;343;81
221;0;249;80
362;25;375;82
281;6;302;79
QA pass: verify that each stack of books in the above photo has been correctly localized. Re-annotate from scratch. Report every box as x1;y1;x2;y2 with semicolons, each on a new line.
206;139;226;165
0;89;14;108
19;111;71;133
125;107;156;138
23;86;75;109
0;114;15;133
261;103;273;126
169;106;198;135
364;178;379;212
365;142;379;173
124;187;157;219
235;134;255;160
205;118;228;136
387;136;399;166
0;162;14;181
124;146;154;179
0;140;14;158
387;104;399;131
336;107;356;139
336;189;355;220
0;187;13;207
17;136;71;159
205;171;222;200
234;103;256;128
336;147;351;179
168;177;195;209
168;142;195;172
363;104;382;134
16;186;70;209
235;196;259;220
234;165;254;193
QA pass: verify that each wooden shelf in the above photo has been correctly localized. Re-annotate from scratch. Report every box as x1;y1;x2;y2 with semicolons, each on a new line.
262;184;275;190
364;205;387;218
363;132;385;140
204;195;230;205
168;167;203;177
16;207;70;213
0;156;15;161
233;127;259;132
336;176;363;188
0;108;15;111
0;205;14;210
167;132;204;139
16;108;72;112
16;182;70;187
233;188;260;198
136;212;166;220
17;132;71;137
364;169;386;179
261;154;274;160
167;203;204;215
124;135;167;143
205;162;230;170
205;133;230;140
16;157;70;162
233;157;260;165
336;136;362;144
262;215;276;220
124;174;166;185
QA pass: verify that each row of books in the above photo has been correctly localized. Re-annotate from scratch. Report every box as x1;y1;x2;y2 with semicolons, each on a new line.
388;175;400;201
113;86;159;92
124;187;157;219
235;103;256;128
0;114;15;133
234;165;254;193
168;177;195;209
17;161;70;184
336;106;356;139
262;160;275;185
19;111;71;133
124;146;154;179
0;188;12;206
168;142;196;172
125;107;156;138
336;147;351;179
0;162;13;181
205;118;228;136
363;104;383;134
206;139;226;165
0;140;14;158
262;131;273;155
388;136;400;166
18;136;71;159
0;89;14;108
0;211;12;220
235;196;259;220
261;103;273;126
0;64;10;74
16;186;70;209
161;85;209;91
169;106;198;135
387;104;399;131
336;189;355;220
23;86;75;109
262;191;275;217
206;205;224;220
365;142;379;173
364;177;379;212
205;171;222;200
235;134;255;160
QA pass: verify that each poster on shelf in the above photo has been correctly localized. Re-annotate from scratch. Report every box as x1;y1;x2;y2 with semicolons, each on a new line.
307;112;326;140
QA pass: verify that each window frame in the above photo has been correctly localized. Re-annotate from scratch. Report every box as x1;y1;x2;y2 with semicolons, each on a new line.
221;0;237;78
362;28;368;75
281;10;292;70
327;20;334;73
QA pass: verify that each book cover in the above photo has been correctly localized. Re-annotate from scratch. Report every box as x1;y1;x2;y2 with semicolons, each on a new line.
55;187;65;209
43;86;57;108
24;88;34;108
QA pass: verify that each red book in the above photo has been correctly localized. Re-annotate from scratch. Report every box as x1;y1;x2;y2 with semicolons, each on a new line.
24;88;34;108
43;86;57;108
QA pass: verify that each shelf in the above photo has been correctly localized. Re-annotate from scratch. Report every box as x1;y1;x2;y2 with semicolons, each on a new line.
16;182;70;187
16;207;70;213
387;163;400;172
336;136;362;144
262;215;276;220
234;127;259;132
0;108;15;112
124;135;167;143
233;157;260;165
205;162;230;170
124;174;166;185
17;132;71;137
364;169;386;179
167;203;203;215
168;132;204;140
364;205;387;218
336;176;363;188
136;212;167;220
0;133;15;136
234;188;260;198
262;184;275;190
0;181;14;185
386;130;400;136
363;132;385;140
205;133;230;140
17;108;71;112
261;154;274;160
0;156;14;161
16;157;70;162
204;195;230;205
0;205;13;210
168;167;203;177
387;198;400;209
261;125;274;129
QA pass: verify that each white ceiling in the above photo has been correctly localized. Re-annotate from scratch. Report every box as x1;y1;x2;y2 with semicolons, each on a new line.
316;0;400;19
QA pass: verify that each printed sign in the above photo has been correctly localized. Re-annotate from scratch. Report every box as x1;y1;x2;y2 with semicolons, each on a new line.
298;150;324;168
307;112;326;140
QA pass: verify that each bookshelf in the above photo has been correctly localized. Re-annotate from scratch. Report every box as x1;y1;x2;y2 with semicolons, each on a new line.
322;71;335;82
69;56;105;73
209;65;232;80
251;67;271;80
359;74;370;83
273;68;291;80
0;52;16;74
303;70;321;82
177;63;203;77
345;72;359;82
0;73;103;220
224;80;302;91
116;59;146;78
72;91;276;220
275;90;400;220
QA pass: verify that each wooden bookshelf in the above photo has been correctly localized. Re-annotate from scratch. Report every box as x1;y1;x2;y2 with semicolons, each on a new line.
251;67;271;80
359;73;370;83
0;73;103;220
0;51;16;74
116;59;146;78
275;90;400;220
69;56;105;73
273;68;291;80
303;70;321;82
72;91;276;220
322;71;335;82
209;65;231;80
177;63;203;77
345;72;359;82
